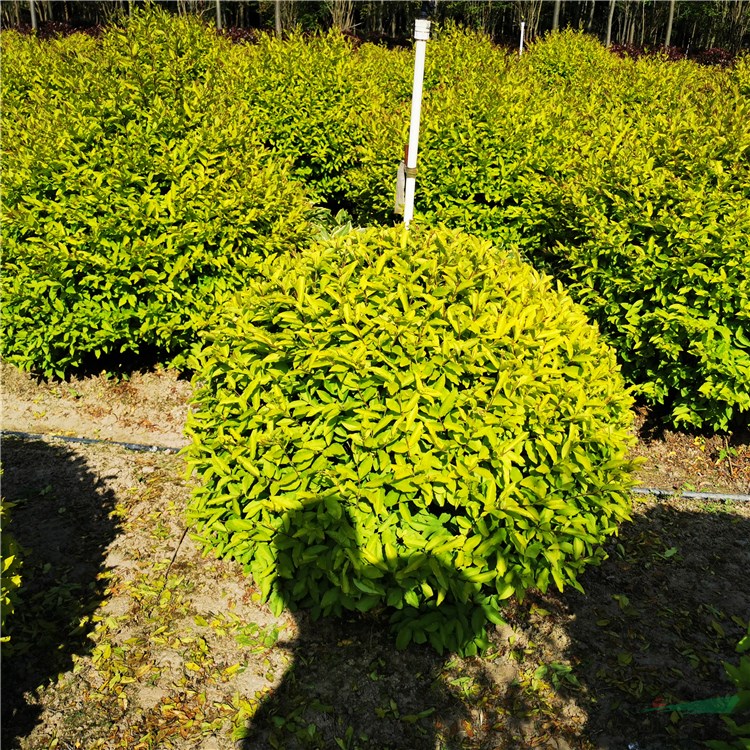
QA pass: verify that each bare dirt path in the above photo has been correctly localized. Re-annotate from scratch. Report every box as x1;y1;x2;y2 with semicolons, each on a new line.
1;362;192;450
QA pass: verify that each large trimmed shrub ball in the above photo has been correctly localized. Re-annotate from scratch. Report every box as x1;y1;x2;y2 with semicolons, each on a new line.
186;226;637;654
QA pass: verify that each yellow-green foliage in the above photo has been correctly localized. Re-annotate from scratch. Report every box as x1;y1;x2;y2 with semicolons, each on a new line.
223;26;750;429
706;623;750;750
219;31;408;208
186;226;636;654
346;29;750;430
2;15;746;428
1;11;314;377
1;501;22;643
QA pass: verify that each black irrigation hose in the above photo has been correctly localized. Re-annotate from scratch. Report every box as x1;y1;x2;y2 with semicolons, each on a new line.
1;429;182;454
3;429;749;502
631;487;750;503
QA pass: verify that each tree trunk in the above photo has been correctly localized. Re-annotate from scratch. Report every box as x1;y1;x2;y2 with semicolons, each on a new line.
605;0;615;46
552;0;561;31
327;0;354;33
587;0;595;32
664;0;675;47
525;0;543;38
29;0;37;30
274;0;281;37
627;2;636;45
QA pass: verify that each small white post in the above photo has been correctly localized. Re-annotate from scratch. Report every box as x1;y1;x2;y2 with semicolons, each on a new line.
403;16;431;228
519;20;525;55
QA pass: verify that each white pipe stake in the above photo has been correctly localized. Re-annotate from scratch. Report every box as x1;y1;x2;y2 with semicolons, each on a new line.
519;21;525;55
403;17;431;228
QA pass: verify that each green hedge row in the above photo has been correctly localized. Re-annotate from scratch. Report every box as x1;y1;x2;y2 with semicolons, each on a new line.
214;25;750;429
1;13;314;376
345;30;750;429
1;14;644;652
186;226;636;653
3;14;747;430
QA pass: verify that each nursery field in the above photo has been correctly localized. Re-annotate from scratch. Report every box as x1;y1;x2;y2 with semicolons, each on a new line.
1;364;749;750
2;7;750;750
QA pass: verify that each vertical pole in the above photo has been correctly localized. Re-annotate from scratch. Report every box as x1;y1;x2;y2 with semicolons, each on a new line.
519;20;525;54
403;17;431;228
216;0;222;30
29;0;37;30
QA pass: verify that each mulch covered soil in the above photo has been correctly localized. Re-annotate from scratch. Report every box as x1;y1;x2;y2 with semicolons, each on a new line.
2;363;749;750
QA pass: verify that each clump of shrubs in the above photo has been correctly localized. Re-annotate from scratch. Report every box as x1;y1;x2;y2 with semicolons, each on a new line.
1;12;314;377
186;226;637;653
348;29;750;429
2;18;747;431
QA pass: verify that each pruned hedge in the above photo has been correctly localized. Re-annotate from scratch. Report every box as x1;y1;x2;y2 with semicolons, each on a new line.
3;14;746;429
1;13;314;376
210;24;750;429
186;226;636;654
350;29;750;429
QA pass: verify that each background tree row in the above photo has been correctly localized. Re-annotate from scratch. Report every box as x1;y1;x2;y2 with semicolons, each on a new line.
3;0;749;53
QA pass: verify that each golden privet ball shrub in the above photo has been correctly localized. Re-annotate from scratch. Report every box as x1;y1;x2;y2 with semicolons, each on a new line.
186;226;637;654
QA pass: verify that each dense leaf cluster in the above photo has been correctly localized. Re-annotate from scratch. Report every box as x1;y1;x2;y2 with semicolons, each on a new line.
348;30;750;429
1;502;22;644
3;17;747;428
1;14;314;376
6;10;737;651
170;25;750;429
186;227;636;653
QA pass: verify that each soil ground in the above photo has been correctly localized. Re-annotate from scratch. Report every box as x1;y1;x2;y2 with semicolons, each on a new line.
2;362;749;750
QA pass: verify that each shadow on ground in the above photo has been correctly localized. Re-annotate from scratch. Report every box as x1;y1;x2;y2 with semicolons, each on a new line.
512;500;750;750
241;608;472;749
238;503;551;750
1;436;121;749
239;500;750;749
